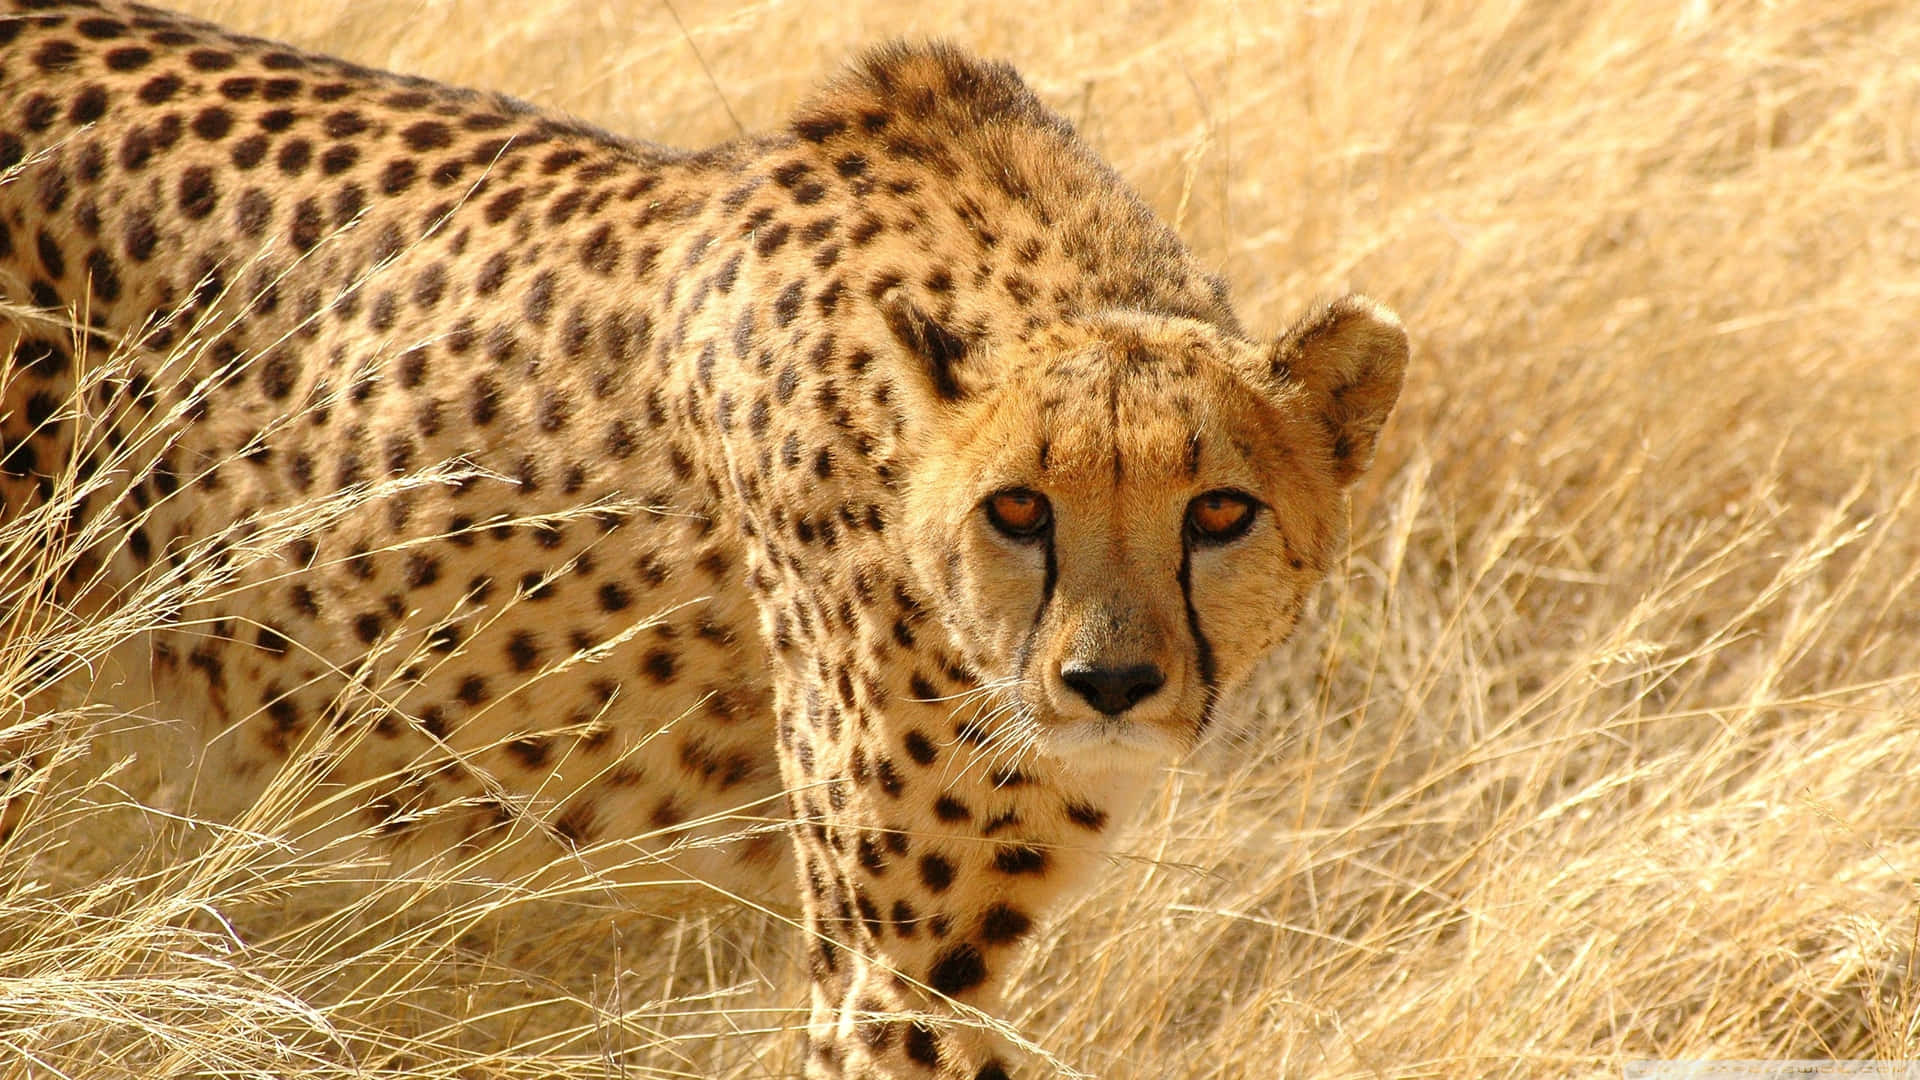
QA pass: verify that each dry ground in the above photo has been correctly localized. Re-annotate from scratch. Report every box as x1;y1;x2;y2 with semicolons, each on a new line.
5;0;1920;1077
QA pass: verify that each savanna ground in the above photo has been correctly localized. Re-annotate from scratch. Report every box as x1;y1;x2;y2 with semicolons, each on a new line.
5;1;1920;1077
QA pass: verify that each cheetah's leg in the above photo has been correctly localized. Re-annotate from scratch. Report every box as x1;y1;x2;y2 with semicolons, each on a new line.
771;648;1130;1079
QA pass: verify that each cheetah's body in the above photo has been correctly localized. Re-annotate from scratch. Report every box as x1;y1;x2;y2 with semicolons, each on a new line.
0;4;1407;1076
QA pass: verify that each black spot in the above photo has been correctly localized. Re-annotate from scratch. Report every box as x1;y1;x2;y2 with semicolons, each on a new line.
597;581;630;612
83;249;120;302
383;434;414;475
928;944;987;997
191;106;233;141
147;455;179;496
276;138;312;175
23;391;58;428
605;418;636;458
903;730;937;766
918;852;954;893
580;223;619;274
993;845;1047;875
288;198;324;251
287;452;314;491
1066;801;1109;830
505;631;540;672
368;290;398;331
189;49;237;72
32;40;81;72
105;46;154;72
404;553;440;588
390;90;438;111
258;351;298;400
642;648;678;684
524;270;555;324
412;264;446;309
290;583;319;616
120;126;163;171
230;134;267;169
476;251;509;295
396;348;428;388
402;120;452;151
255;624;290;655
507;735;549;769
0;437;35;479
69;84;109;125
793;112;848;142
76;18;129;39
235;187;272;235
484;185;525;224
320;143;358;175
753;221;790;258
875;756;904;796
177;166;218;219
35;229;66;280
381;158;417;195
20;93;59;133
265;696;300;732
540;147;586;174
469;375;498;425
324;110;368;138
905;1023;940;1066
979;903;1031;944
535;388;569;432
773;281;803;326
772;161;811;187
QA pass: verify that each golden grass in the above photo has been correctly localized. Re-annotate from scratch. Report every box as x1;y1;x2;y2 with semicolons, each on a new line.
6;0;1920;1076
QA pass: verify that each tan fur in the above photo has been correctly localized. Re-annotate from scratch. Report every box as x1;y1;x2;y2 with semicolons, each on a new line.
0;5;1407;1076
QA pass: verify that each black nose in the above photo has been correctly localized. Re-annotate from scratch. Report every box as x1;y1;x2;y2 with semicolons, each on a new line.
1059;662;1166;716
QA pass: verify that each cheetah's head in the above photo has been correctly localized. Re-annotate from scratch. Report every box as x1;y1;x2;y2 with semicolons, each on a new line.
898;296;1408;768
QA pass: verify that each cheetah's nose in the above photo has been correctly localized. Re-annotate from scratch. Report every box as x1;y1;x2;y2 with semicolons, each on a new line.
1059;662;1166;716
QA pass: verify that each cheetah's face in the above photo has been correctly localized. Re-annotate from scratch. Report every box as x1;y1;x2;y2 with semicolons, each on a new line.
901;298;1407;768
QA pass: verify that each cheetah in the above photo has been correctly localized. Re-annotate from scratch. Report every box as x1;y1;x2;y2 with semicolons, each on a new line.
0;3;1409;1076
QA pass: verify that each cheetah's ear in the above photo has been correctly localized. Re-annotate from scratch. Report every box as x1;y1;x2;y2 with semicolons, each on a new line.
1267;295;1409;486
881;290;977;404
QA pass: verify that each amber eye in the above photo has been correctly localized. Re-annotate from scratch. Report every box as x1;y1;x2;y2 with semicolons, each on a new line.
984;488;1052;540
1186;490;1258;545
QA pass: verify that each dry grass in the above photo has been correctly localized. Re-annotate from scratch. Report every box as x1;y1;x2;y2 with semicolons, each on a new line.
6;0;1920;1076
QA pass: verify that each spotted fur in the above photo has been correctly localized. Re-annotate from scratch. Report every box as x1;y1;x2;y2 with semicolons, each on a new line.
0;4;1409;1076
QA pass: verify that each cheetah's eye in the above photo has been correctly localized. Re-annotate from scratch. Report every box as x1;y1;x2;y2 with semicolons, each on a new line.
1185;490;1258;546
984;488;1052;541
